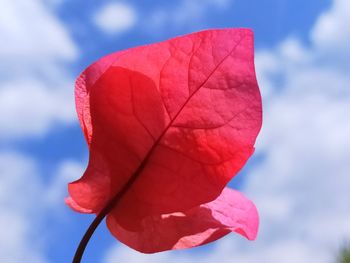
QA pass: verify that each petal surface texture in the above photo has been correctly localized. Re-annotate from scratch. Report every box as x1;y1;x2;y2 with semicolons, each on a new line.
68;29;262;242
107;187;259;253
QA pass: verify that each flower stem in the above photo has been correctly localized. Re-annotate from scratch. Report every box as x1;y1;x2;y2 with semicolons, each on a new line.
72;159;145;262
72;184;129;263
72;210;106;263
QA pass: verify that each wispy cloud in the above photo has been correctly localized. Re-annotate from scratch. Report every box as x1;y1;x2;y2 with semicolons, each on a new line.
93;2;137;35
145;0;232;33
0;0;78;140
311;0;350;58
0;151;86;263
0;152;47;263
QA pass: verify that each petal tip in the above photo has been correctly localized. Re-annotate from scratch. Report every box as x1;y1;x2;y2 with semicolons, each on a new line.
65;196;93;214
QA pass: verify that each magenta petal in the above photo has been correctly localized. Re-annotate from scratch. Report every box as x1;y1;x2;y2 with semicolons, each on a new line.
69;29;262;227
106;187;259;253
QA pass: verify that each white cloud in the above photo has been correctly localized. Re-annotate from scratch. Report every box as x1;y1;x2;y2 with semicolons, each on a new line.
0;79;75;138
0;0;77;63
244;68;350;262
104;235;328;263
93;2;137;35
311;0;350;57
0;0;78;140
0;151;86;263
146;0;232;33
171;0;230;27
0;152;47;263
104;0;350;262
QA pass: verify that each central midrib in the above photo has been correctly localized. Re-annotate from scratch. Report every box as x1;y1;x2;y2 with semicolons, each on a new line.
101;36;244;218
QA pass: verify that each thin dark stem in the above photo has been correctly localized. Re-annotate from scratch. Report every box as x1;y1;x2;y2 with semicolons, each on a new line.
72;209;105;263
72;171;139;263
72;151;151;263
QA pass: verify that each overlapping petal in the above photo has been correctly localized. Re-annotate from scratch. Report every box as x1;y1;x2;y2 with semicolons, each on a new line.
107;188;259;253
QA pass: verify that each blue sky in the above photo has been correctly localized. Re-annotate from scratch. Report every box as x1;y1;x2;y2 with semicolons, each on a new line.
1;0;350;262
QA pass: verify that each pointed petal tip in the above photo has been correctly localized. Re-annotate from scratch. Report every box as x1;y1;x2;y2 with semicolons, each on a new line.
236;197;259;241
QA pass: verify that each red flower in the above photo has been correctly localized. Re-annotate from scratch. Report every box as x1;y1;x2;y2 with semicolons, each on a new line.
67;29;262;254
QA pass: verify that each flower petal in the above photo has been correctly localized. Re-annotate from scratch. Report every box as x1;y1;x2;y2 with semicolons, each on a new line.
106;188;258;253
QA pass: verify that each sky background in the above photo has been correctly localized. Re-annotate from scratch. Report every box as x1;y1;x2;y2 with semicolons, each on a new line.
1;0;350;262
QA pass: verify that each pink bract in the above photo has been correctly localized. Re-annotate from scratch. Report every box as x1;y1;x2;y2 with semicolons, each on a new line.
67;29;262;253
